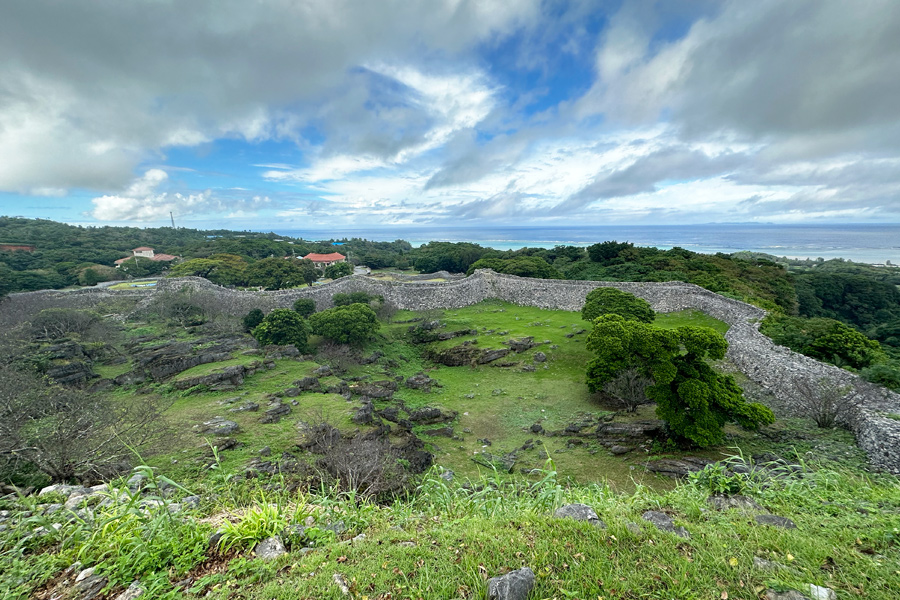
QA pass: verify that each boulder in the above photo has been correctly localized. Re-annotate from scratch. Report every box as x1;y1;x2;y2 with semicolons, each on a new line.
609;445;632;455
506;337;535;353
532;352;546;363
641;510;690;539
554;503;606;528
487;567;535;600
313;365;333;377
408;407;456;425
405;373;437;392
260;403;291;424
755;514;797;529
294;376;322;392
644;457;713;478
352;402;375;425
478;348;510;364
228;402;259;413
253;536;286;560
113;581;145;600
707;495;764;512
197;417;240;436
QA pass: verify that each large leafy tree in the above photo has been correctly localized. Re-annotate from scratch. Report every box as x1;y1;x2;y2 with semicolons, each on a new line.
761;315;884;369
167;253;248;286
586;315;774;447
308;303;379;345
466;256;561;279
324;262;353;279
581;287;655;323
251;309;310;352
246;257;318;289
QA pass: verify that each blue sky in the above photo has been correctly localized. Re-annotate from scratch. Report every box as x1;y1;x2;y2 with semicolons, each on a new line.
1;0;899;229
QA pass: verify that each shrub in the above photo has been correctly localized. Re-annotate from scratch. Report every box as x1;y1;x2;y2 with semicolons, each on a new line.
581;287;655;323
242;309;265;332
251;309;310;352
292;297;317;317
309;304;379;345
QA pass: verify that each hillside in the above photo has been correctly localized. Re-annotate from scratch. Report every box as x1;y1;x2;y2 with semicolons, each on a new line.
1;273;899;599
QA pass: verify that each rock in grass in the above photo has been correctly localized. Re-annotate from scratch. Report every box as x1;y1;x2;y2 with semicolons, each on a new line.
641;510;690;539
755;514;797;529
807;584;837;600
253;536;286;560
765;590;813;600
554;503;606;528
487;567;535;600
113;581;145;600
707;495;764;512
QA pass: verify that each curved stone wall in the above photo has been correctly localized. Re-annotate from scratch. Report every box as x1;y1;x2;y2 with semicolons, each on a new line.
6;270;899;473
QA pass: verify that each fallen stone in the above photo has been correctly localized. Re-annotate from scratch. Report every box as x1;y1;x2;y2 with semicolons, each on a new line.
114;581;145;600
765;590;812;600
228;402;259;413
644;457;713;478
259;446;271;456
487;567;535;600
253;536;286;560
530;423;543;434
294;376;322;392
532;351;546;363
753;557;788;571
352;403;375;425
808;584;837;600
755;514;797;529
406;373;437;392
707;495;764;512
609;445;632;455
260;403;291;424
197;417;240;436
313;365;333;377
554;503;606;528
641;510;690;539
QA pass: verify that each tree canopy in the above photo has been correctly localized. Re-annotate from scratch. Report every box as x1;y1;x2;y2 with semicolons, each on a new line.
324;262;353;279
308;303;379;345
251;309;310;352
246;257;318;289
465;256;561;279
586;315;774;447
581;287;655;323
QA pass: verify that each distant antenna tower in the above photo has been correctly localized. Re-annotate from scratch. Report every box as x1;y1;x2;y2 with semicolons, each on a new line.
170;211;176;229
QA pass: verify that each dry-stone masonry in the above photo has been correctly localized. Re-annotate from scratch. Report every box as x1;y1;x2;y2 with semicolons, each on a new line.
6;269;899;473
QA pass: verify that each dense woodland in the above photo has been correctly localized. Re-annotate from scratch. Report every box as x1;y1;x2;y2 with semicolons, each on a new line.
2;216;899;388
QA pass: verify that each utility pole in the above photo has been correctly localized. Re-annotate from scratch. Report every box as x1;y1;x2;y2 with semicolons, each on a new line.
170;211;176;229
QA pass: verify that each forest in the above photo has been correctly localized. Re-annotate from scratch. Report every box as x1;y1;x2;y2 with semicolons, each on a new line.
2;216;899;388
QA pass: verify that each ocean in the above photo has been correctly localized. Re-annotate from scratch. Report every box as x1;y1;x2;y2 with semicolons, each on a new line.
270;224;900;265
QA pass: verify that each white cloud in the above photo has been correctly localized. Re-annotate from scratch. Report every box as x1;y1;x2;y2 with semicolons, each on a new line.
0;0;539;194
90;170;271;221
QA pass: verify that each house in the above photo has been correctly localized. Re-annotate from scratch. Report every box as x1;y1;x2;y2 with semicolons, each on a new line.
302;252;346;269
115;247;178;266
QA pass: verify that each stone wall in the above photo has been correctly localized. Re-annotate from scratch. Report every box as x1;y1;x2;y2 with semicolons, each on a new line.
7;270;900;473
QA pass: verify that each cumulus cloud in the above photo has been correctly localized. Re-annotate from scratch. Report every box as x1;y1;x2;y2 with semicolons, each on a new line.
90;169;270;221
1;0;538;193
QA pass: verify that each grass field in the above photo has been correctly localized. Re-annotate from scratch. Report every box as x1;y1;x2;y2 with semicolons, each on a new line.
139;301;747;491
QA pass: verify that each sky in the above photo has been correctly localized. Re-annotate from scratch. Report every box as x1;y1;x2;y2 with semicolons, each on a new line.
2;0;900;230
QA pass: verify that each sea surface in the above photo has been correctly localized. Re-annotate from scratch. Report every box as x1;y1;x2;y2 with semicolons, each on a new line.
270;224;900;265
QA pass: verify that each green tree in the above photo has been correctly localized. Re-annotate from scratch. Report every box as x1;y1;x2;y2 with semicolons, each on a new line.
466;256;561;279
308;303;379;345
246;257;318;290
81;268;100;286
242;309;265;332
251;309;310;352
324;262;353;279
586;315;774;447
581;287;655;323
167;253;248;286
761;315;884;369
293;298;317;317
